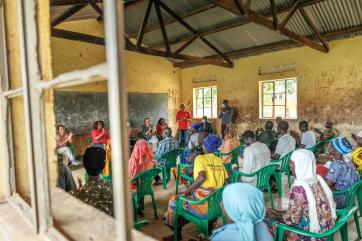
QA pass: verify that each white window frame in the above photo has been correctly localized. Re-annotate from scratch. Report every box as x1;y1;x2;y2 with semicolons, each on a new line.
259;78;297;119
0;0;131;240
193;86;217;119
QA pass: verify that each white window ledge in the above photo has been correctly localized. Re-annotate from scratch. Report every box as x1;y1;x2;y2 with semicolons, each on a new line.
0;189;156;241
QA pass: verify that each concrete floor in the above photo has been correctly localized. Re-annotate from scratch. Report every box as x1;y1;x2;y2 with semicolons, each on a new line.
71;168;361;241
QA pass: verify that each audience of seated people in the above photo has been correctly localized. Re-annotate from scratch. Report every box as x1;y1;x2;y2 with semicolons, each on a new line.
141;117;154;141
219;124;240;164
240;130;271;185
91;120;110;149
55;125;79;166
272;120;296;160
163;135;227;241
256;120;278;152
61;114;362;241
290;120;316;149
266;149;336;241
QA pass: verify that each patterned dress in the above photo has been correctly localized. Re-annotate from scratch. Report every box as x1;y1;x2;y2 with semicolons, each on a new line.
268;183;335;241
70;179;114;216
325;159;360;208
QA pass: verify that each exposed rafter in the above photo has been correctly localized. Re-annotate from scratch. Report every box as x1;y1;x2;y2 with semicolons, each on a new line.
154;0;170;54
150;0;327;49
174;24;362;68
207;0;328;52
51;28;233;68
158;0;233;65
51;4;87;27
136;0;153;50
128;4;217;38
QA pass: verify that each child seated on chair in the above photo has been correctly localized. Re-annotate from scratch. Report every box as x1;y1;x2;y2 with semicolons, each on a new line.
162;135;227;241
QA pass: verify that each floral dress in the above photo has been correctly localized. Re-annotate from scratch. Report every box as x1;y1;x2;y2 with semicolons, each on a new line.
268;183;335;241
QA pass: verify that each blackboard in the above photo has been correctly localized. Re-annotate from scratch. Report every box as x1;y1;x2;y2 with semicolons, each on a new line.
54;91;109;134
128;93;168;128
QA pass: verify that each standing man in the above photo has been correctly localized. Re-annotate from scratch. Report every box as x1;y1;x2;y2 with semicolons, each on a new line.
218;99;233;139
176;104;191;147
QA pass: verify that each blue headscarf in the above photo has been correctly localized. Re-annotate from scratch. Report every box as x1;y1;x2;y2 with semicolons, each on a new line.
191;123;202;133
211;183;272;241
203;134;222;153
330;136;352;155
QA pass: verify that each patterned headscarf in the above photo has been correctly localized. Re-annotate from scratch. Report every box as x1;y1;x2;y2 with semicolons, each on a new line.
330;137;352;155
128;140;156;179
203;134;222;153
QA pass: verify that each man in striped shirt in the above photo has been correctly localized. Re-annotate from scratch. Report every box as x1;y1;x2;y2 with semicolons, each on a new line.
240;130;271;185
154;127;179;168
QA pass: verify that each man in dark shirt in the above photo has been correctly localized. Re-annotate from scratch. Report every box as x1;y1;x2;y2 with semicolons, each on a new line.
70;147;114;216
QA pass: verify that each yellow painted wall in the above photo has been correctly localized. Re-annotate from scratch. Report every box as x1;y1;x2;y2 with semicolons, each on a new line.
181;35;362;137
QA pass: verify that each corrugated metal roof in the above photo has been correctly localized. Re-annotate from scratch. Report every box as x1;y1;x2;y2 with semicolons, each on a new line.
51;0;362;62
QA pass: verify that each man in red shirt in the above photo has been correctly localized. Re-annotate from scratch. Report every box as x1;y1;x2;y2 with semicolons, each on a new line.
176;104;191;147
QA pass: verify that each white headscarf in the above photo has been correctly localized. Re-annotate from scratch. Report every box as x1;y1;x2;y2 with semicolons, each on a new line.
291;149;336;233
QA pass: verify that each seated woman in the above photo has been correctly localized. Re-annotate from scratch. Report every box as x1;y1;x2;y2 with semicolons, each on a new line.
128;139;156;182
318;137;360;208
211;183;273;241
163;135;227;241
266;149;336;241
219;124;240;164
91;120;110;149
185;132;209;177
55;125;79;166
351;131;362;171
156;118;168;136
188;123;201;150
141;117;154;141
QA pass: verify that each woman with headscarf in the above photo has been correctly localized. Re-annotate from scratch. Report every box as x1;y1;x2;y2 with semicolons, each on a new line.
266;149;336;241
321;137;360;208
211;183;273;241
162;135;228;241
128;139;156;183
219;124;240;164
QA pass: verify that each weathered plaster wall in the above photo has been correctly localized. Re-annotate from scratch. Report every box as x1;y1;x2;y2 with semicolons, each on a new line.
50;20;181;155
181;35;362;137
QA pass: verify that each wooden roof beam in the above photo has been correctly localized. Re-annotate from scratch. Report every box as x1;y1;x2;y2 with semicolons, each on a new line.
51;4;87;27
174;23;362;68
207;0;328;53
51;28;232;68
150;0;327;49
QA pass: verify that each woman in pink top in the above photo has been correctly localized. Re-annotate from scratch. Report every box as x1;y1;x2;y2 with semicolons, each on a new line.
91;120;110;149
56;125;79;166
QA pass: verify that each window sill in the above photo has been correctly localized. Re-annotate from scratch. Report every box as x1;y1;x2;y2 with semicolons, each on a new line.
51;188;156;241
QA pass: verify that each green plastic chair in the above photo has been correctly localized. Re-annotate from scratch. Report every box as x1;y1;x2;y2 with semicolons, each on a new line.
333;179;362;241
173;187;225;241
307;142;321;156
218;145;244;172
176;163;194;194
156;148;183;190
271;151;293;197
134;220;148;230
131;168;161;223
274;206;356;241
232;164;278;208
